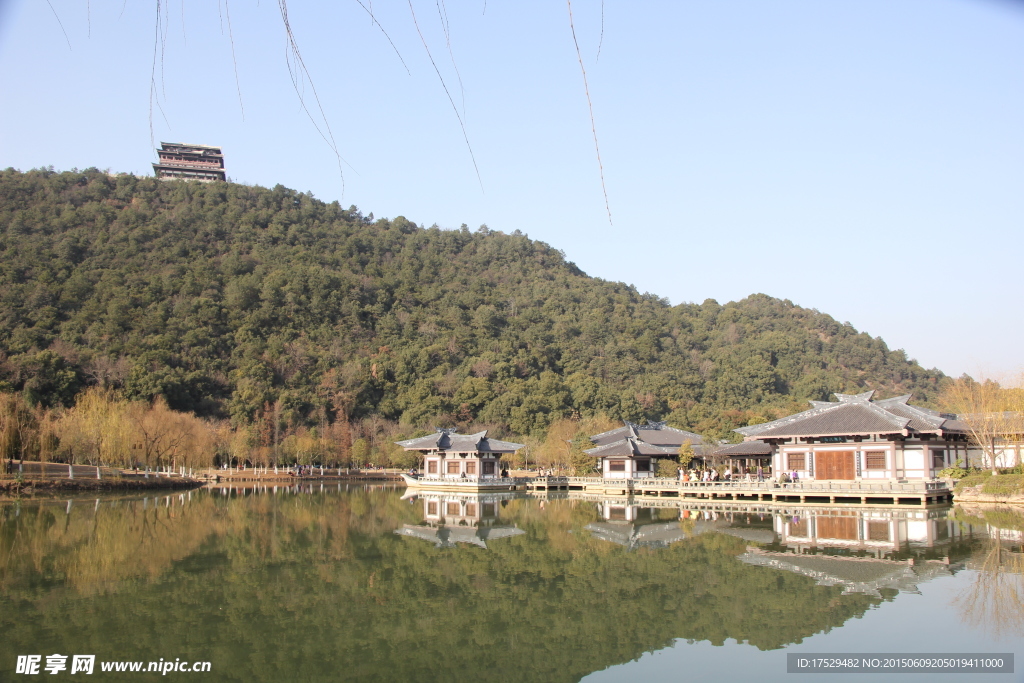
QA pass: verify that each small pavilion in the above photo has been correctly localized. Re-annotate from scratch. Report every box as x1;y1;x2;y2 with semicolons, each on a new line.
705;441;774;472
734;391;969;481
395;429;523;480
586;421;703;479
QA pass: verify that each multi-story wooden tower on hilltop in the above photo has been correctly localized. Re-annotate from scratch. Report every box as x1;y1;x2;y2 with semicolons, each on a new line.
152;142;226;181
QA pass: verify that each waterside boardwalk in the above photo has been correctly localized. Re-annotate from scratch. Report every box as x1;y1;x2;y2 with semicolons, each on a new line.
522;477;952;506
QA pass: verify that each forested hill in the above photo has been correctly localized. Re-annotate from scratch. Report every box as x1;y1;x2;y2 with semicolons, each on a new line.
0;168;946;439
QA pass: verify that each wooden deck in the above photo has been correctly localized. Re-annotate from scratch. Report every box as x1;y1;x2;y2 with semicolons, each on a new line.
520;476;953;506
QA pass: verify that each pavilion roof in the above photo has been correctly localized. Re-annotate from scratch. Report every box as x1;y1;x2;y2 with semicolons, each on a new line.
734;391;966;440
707;441;774;457
584;436;677;458
589;421;704;448
395;429;524;453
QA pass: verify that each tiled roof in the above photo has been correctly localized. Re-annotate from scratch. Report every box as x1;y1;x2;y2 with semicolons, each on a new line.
735;391;967;439
395;429;524;453
584;437;677;457
589;421;704;447
708;441;774;456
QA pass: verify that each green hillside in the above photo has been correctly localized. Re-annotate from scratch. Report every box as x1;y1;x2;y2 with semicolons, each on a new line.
0;167;946;439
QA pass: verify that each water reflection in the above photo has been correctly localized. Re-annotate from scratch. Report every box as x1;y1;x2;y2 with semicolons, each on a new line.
1;487;1022;682
396;490;524;548
951;505;1024;637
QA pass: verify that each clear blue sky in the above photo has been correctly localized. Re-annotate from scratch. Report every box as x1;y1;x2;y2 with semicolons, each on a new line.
1;0;1022;381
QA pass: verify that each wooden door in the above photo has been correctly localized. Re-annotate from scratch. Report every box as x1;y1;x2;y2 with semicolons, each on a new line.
815;450;855;480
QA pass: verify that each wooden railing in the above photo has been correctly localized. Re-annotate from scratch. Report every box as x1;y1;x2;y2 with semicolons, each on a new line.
524;475;949;493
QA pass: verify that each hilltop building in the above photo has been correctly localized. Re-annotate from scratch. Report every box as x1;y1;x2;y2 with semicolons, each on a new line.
735;391;970;481
586;421;703;479
152;142;226;181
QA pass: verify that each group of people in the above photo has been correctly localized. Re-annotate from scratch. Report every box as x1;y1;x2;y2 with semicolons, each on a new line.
678;465;769;482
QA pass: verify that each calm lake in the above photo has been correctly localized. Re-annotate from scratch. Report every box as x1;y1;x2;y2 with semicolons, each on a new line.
2;485;1022;682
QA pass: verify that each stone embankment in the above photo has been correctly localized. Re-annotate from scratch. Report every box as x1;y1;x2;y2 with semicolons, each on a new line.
952;474;1024;506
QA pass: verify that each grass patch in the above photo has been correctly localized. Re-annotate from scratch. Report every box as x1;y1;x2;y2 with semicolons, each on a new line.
954;472;993;493
955;473;1024;496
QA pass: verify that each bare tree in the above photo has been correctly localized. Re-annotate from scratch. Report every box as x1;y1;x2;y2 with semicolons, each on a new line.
956;529;1024;637
942;376;1024;474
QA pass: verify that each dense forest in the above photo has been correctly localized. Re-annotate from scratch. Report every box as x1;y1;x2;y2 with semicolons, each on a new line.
0;168;947;460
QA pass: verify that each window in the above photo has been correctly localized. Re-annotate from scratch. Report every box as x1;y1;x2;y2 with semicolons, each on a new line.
636;459;651;472
466;461;477;475
427;461;438;474
482;461;495;475
608;460;626;472
482;503;496;517
447;461;460;474
931;450;946;468
787;453;806;470
446;502;460;515
465;504;477;517
864;452;886;470
427;501;438;515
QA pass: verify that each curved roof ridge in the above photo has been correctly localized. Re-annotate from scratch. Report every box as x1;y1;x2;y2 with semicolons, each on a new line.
861;401;913;429
835;390;875;403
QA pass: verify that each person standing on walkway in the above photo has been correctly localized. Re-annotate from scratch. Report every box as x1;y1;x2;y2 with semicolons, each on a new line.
756;465;764;482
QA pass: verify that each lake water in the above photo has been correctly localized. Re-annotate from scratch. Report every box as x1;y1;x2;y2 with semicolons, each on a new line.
2;485;1022;682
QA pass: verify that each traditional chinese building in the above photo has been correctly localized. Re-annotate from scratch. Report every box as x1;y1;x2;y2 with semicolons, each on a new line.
705;440;774;471
152;142;226;181
396;429;523;480
734;391;970;481
586;421;703;479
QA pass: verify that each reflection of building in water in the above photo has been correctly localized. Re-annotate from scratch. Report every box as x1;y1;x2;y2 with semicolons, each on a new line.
737;506;978;596
395;490;524;549
739;549;954;597
772;508;961;557
585;502;723;551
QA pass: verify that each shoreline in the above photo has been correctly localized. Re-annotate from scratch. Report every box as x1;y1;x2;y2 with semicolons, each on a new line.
951;491;1024;506
0;472;404;501
0;477;206;500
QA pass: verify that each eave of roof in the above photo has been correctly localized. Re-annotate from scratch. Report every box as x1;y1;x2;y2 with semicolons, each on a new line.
735;392;967;440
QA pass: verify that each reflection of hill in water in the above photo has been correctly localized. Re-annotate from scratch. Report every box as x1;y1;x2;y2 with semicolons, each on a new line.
0;490;997;682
